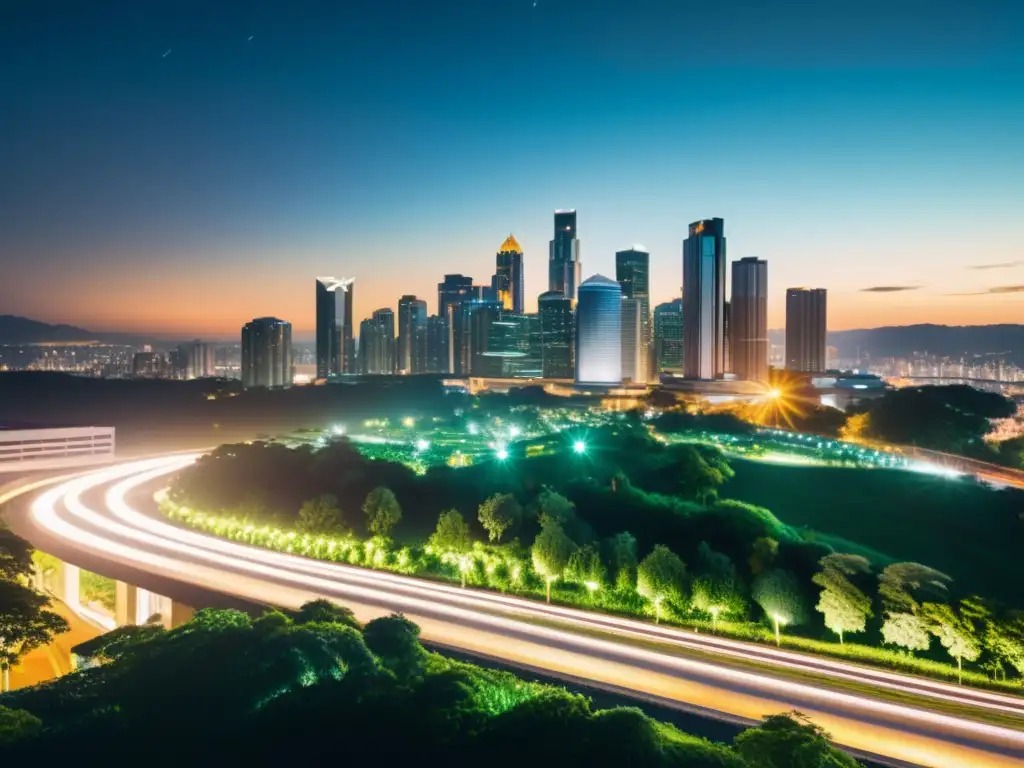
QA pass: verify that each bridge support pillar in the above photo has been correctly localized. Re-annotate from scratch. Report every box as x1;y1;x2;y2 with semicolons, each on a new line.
54;562;81;609
170;601;194;628
115;581;138;626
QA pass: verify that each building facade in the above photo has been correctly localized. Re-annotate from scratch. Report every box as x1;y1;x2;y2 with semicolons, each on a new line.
654;299;684;373
494;235;525;315
730;257;769;382
616;246;653;382
397;295;428;374
185;341;216;379
786;288;828;373
620;297;644;383
575;274;622;386
538;290;573;378
437;274;474;374
315;277;355;378
549;209;582;302
426;314;446;373
682;218;726;380
242;317;292;388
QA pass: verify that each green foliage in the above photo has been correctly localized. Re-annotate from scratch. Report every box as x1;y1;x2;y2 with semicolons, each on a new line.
748;536;779;576
691;543;746;627
880;613;931;654
878;562;951;615
430;509;473;586
735;711;862;768
79;570;117;612
363;487;402;537
812;554;873;644
566;543;606;591
531;519;576;602
72;623;166;662
297;494;345;535
292;599;360;630
0;706;42;746
921;601;982;681
362;614;424;682
752;569;808;642
535;488;576;527
477;493;522;543
637;545;687;623
675;445;735;504
984;613;1024;678
606;531;638;591
0;578;69;673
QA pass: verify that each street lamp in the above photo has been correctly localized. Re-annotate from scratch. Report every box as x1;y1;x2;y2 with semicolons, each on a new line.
496;447;509;461
573;440;586;455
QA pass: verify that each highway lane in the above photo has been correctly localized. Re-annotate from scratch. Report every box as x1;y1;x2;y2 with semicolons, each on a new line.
6;456;1024;768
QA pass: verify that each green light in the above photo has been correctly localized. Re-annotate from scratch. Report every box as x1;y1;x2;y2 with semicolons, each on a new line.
573;440;586;454
415;439;430;451
496;447;509;460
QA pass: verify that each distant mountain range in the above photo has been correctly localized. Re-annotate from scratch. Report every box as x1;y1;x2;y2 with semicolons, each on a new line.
2;315;1021;364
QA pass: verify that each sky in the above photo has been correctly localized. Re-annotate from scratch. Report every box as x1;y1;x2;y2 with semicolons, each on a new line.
1;0;1022;340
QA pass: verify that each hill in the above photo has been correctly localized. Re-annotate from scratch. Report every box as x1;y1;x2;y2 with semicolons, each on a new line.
0;315;101;344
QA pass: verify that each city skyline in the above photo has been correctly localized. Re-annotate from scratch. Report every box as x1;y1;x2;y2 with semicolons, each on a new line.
2;2;1023;337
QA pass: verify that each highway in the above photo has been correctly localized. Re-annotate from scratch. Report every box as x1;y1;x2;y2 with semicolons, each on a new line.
5;455;1024;768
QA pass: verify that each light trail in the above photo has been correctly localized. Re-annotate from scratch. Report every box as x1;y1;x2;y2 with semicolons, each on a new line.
10;456;1024;767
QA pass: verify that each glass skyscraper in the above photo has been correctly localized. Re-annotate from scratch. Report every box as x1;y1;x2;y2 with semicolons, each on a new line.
398;295;428;374
359;308;395;375
730;257;769;382
616;246;652;383
786;288;828;373
426;314;446;373
316;277;355;378
538;290;573;378
654;299;684;373
241;317;292;388
494;235;525;315
575;274;622;386
548;210;581;302
437;274;474;374
682;218;726;380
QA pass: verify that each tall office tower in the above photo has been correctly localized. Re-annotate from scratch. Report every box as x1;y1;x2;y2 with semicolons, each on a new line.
723;301;731;373
398;295;428;374
549;209;582;302
358;319;377;375
241;317;292;388
616;247;652;382
437;274;474;374
786;288;828;373
620;297;644;383
466;301;503;376
494;234;525;314
538;290;574;378
654;300;684;373
682;218;726;379
730;257;769;382
373;308;395;373
185;341;216;379
316;277;355;378
575;275;622;386
359;309;396;374
426;314;446;373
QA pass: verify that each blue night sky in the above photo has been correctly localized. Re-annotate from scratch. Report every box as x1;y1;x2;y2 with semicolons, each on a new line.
1;0;1022;338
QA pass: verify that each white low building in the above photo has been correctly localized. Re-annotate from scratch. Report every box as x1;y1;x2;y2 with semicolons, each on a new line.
0;426;116;473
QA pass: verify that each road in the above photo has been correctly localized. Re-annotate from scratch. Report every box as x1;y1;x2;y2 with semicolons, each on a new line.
4;455;1024;768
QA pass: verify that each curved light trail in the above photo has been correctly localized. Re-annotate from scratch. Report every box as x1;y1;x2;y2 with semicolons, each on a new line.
8;456;1024;768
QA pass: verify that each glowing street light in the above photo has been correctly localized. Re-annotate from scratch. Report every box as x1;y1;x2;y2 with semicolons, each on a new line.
415;439;430;452
573;440;587;455
402;417;416;428
467;422;479;435
496;447;509;461
509;426;520;438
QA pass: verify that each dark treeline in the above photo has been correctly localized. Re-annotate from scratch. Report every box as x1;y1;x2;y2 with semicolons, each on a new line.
0;602;861;767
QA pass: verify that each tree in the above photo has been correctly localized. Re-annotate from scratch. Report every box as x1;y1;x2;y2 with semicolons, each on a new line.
477;493;522;543
566;544;606;592
296;494;344;535
838;412;871;443
735;711;861;768
878;562;951;615
607;532;638;591
880;613;931;654
984;613;1024;680
293;599;360;629
691;544;745;632
748;537;778;576
429;509;473;587
0;706;42;746
675;446;734;504
812;554;873;644
363;487;402;537
531;519;576;602
752;569;808;646
636;546;687;624
0;533;69;691
362;613;425;682
922;602;981;683
535;488;576;527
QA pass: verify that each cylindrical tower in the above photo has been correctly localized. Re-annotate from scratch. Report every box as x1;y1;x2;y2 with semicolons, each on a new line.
575;274;622;386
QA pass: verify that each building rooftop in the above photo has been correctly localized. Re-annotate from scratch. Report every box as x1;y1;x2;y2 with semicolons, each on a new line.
580;274;620;287
497;234;522;253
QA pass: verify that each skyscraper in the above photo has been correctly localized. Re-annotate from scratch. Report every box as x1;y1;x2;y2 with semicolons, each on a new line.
786;288;828;373
682;218;726;380
316;277;355;378
730;257;769;382
185;341;216;379
616;246;652;382
549;210;581;302
538;290;573;378
466;301;503;376
241;317;292;388
359;309;396;375
398;295;428;374
575;275;622;386
426;314;446;373
494;235;525;314
437;274;474;374
620;297;644;383
654;300;684;373
480;314;541;379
